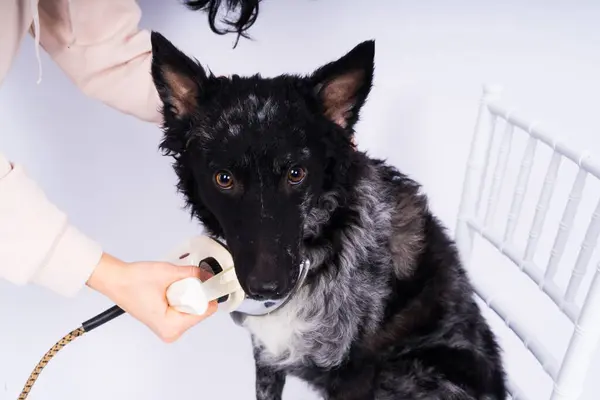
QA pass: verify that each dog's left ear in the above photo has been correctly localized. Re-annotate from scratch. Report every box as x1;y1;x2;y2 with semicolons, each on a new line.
310;40;375;130
150;31;207;121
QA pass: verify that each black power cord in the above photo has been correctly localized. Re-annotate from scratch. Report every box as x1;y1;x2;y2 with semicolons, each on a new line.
82;305;126;332
17;254;227;400
17;305;126;400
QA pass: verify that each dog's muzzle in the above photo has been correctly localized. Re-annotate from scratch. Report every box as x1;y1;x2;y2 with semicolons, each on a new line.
168;235;309;323
235;258;310;316
230;258;309;326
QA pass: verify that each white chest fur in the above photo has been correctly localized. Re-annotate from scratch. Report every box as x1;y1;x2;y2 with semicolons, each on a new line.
243;294;316;367
243;305;302;365
242;281;356;369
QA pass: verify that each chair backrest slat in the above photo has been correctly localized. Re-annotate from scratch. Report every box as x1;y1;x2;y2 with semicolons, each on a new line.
455;85;600;400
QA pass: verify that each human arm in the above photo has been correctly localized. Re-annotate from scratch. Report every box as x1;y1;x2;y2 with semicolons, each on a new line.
34;0;162;124
0;153;102;296
0;153;215;340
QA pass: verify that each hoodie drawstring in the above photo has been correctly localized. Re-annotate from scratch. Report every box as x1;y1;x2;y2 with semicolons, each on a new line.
30;0;77;85
30;0;42;84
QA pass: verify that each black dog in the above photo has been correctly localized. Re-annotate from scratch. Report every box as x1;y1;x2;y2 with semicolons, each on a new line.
150;31;507;400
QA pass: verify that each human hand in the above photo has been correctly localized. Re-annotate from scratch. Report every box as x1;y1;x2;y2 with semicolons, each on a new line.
86;253;217;342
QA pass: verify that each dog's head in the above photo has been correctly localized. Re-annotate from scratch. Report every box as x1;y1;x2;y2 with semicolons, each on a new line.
151;32;374;301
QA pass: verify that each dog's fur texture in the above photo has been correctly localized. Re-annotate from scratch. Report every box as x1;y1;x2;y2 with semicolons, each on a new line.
150;31;507;400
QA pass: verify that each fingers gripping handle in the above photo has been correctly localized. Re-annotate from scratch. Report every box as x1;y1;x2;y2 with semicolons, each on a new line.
167;278;208;315
167;269;239;315
165;236;245;315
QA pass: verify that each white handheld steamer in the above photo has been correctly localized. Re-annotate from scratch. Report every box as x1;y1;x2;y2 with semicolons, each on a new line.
17;235;309;400
166;235;310;316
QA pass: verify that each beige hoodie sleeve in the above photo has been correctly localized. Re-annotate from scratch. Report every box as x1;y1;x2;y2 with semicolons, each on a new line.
36;0;162;124
0;0;163;297
0;153;103;297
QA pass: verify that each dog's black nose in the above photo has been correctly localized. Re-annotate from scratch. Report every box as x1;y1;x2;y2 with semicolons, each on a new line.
246;275;280;299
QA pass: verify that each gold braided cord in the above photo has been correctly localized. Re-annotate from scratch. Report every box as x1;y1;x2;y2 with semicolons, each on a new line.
18;327;85;400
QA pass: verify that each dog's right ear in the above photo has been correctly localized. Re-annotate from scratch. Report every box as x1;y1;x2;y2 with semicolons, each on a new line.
151;31;207;120
309;40;375;131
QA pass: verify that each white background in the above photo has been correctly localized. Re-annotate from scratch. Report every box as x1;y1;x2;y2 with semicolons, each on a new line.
1;0;600;399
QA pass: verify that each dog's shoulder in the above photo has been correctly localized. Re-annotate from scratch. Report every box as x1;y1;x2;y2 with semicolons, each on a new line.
366;157;429;279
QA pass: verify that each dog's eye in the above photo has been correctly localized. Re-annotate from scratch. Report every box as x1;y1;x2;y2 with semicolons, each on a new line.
287;166;306;185
215;170;234;189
